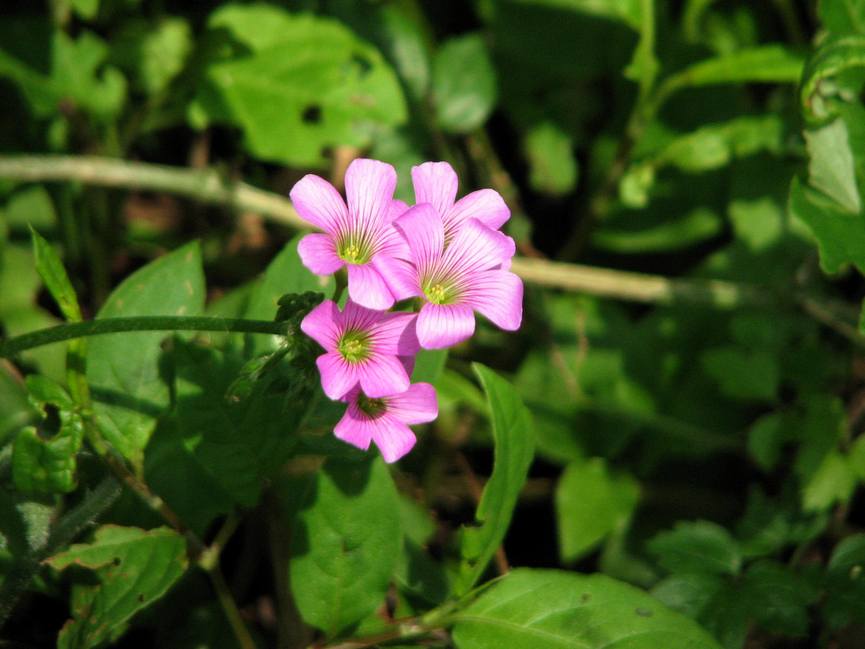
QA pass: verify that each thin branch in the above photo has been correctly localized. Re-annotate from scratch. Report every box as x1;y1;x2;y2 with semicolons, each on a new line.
0;154;862;347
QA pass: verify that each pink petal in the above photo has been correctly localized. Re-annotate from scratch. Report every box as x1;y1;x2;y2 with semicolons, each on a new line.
389;199;410;222
370;312;419;357
371;254;420;301
334;400;374;451
463;269;523;331
387;383;438;425
341;299;382;333
394;204;444;275
345;159;397;232
317;352;360;400
416;303;475;349
300;301;342;351
412;161;458;216
399;355;415;377
347;264;395;310
370;415;417;463
297;233;344;276
357;355;411;398
289;174;348;236
441;219;515;278
445;189;510;237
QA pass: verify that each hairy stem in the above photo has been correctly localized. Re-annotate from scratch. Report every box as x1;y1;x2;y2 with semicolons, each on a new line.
0;316;289;358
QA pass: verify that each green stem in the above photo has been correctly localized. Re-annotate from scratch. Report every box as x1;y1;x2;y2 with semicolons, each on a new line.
0;316;289;358
0;477;122;629
210;566;257;649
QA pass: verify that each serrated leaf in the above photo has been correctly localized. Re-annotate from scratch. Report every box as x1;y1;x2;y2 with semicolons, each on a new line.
555;458;639;562
432;34;497;134
48;525;187;649
289;458;402;636
456;365;534;595
86;243;205;467
648;520;742;576
190;7;406;167
30;227;81;322
805;118;862;214
452;569;723;649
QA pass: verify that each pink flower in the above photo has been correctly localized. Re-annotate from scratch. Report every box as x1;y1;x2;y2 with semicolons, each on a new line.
391;204;522;349
335;383;438;463
292;159;409;310
300;299;419;400
412;161;510;240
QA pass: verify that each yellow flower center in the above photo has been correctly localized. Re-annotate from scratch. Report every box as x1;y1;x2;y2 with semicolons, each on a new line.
338;331;370;363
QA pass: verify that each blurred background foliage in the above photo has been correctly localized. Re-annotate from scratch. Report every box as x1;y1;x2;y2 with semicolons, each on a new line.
1;0;865;647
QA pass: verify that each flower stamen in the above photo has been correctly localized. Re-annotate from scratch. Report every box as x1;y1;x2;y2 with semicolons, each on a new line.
357;393;387;417
338;330;371;363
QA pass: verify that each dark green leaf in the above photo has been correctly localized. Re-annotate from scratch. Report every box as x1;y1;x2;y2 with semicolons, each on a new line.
819;0;865;34
555;458;639;562
48;525;188;649
452;569;723;649
672;45;804;88
524;122;578;195
110;18;191;96
87;242;205;467
456;365;534;595
432;34;497;134
824;534;865;628
648;520;741;576
800;34;865;122
289;458;402;636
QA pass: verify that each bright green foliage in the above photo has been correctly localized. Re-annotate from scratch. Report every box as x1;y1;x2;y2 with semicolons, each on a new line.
555;458;639;562
456;365;534;594
432;34;497;133
452;569;724;649
669;45;805;87
47;525;188;649
12;376;83;493
86;243;205;467
189;5;406;166
289;458;402;636
30;227;81;322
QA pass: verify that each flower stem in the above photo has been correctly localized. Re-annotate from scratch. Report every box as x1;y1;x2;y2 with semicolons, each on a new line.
0;316;289;358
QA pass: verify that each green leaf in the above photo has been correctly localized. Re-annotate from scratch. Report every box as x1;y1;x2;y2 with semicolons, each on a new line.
30;227;81;322
652;115;784;173
48;525;188;649
411;349;448;384
86;243;205;467
805;117;862;214
190;7;406;167
670;45;804;89
801;450;857;512
432;34;497;134
824;534;865;629
789;176;865;274
523;122;578;195
700;346;779;402
456;365;534;595
110;18;192;96
800;34;865;122
451;569;724;649
12;376;83;494
509;0;643;31
4;185;57;231
651;572;725;619
819;0;865;35
0;29;126;121
555;458;639;562
71;0;100;20
244;235;333;356
0;364;35;442
289;458;402;636
648;520;742;576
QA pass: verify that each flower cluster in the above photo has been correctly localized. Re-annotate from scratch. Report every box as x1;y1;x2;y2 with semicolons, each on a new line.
294;159;523;462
